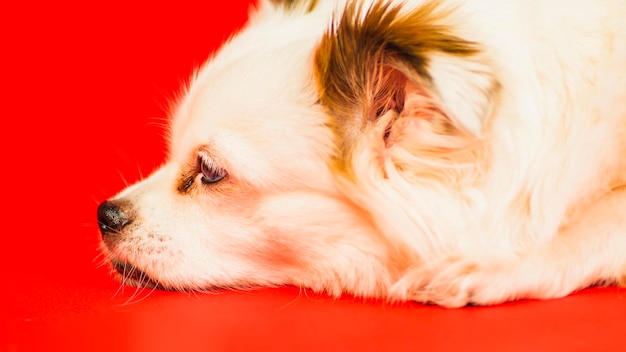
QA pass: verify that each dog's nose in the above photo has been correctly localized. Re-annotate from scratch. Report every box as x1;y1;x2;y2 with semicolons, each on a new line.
97;200;131;236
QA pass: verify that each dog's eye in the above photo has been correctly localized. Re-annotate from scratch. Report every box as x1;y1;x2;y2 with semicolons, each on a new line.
199;159;227;184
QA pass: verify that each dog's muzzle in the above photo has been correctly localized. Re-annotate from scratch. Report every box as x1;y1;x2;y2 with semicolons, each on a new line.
97;200;162;288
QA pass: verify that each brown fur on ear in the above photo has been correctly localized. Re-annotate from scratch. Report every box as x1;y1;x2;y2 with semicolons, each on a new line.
315;0;482;173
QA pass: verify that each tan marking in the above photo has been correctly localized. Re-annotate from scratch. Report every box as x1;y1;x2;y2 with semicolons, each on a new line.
314;0;480;176
269;0;318;13
176;157;199;194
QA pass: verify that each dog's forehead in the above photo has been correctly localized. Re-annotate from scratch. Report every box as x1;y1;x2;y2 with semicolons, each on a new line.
168;52;313;165
168;12;332;163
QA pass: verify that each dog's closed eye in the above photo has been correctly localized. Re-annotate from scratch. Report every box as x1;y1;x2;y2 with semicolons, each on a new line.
177;154;228;193
198;156;228;185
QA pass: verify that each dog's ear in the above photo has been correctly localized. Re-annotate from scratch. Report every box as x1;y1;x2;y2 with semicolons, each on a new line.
315;1;498;166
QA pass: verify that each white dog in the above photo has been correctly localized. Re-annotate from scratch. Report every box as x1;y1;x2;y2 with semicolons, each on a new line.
97;0;626;307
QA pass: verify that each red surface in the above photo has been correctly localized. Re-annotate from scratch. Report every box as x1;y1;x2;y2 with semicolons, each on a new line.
2;1;626;351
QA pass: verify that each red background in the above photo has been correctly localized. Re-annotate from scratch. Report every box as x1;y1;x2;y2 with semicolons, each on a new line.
2;1;625;351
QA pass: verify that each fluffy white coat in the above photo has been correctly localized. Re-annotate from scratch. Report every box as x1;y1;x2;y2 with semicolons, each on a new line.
98;0;626;307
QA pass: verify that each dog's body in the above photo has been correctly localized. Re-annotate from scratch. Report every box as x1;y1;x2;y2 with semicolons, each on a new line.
97;0;626;307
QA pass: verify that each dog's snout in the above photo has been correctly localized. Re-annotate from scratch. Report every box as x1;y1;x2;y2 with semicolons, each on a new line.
97;200;131;237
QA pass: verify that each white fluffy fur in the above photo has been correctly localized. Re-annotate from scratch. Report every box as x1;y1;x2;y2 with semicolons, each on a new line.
100;0;626;307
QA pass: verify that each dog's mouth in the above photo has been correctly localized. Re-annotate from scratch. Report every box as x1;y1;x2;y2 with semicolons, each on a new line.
111;261;163;289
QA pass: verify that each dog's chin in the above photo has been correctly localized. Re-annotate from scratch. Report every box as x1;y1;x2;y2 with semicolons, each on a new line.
111;260;164;290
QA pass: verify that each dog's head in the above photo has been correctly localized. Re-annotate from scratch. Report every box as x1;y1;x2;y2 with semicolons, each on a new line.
98;0;497;298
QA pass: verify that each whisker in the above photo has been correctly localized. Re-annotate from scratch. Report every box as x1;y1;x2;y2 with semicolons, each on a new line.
90;195;102;205
136;163;144;180
93;251;106;265
116;169;129;188
123;277;156;305
123;272;144;305
111;274;126;299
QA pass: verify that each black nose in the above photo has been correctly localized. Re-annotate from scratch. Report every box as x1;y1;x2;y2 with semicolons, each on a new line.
97;200;131;237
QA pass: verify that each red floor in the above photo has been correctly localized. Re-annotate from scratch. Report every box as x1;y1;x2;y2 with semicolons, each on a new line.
3;1;626;351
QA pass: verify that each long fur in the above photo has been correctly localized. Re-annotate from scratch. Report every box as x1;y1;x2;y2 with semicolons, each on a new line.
98;0;626;307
